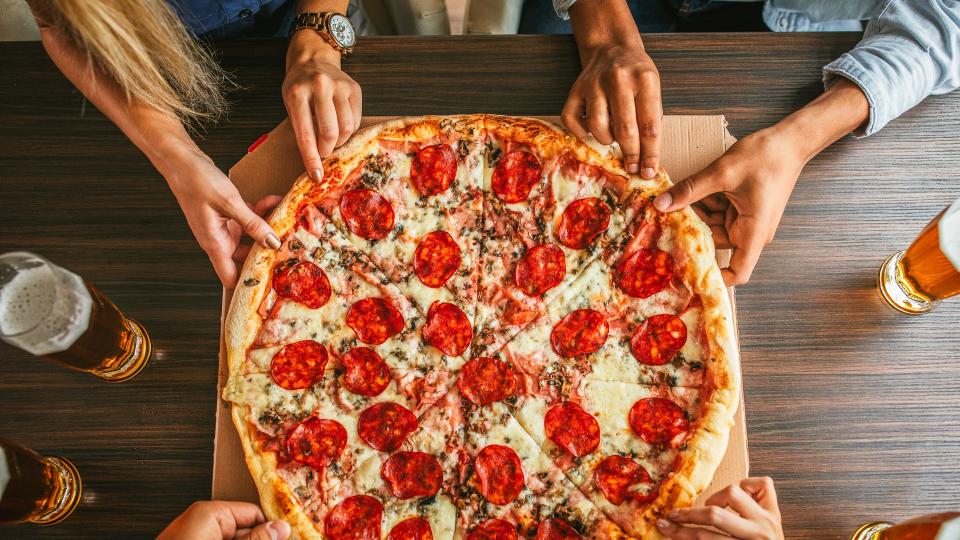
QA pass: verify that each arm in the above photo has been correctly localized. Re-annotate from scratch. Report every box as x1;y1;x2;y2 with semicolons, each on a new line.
654;79;868;285
157;501;290;540
656;477;784;540
29;5;281;287
560;0;662;178
283;0;362;181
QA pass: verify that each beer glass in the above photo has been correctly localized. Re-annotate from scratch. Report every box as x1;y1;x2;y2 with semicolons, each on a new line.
0;438;81;525
878;197;960;314
852;512;960;540
0;251;151;381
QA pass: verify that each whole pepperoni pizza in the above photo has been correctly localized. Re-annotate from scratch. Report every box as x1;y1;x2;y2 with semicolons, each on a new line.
224;115;739;540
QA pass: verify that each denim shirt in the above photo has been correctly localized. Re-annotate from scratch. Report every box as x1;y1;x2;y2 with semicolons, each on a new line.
168;0;368;39
554;0;960;136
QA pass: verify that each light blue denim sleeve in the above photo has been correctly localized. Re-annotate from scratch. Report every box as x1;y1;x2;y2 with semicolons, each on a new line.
553;0;577;19
822;0;960;136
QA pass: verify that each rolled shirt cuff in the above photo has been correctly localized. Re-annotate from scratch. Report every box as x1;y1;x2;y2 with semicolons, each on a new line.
822;33;937;137
554;0;577;20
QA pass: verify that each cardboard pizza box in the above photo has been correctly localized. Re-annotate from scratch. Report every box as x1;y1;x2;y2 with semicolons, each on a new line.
214;115;748;508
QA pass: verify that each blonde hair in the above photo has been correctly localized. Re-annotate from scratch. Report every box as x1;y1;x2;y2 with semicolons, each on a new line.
46;0;229;124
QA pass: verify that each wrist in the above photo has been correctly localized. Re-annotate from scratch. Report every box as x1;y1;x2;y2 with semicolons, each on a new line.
287;29;342;71
569;0;643;61
771;78;869;164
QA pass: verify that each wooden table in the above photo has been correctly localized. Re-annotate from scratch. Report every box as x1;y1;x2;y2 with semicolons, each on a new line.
1;35;957;539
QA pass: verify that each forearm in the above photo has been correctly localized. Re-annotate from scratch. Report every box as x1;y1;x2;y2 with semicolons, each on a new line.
568;0;642;61
771;78;870;164
36;26;202;183
287;0;351;70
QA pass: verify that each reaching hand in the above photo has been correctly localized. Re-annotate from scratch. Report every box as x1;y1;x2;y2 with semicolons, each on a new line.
283;31;362;182
156;501;291;540
562;39;662;178
656;477;784;540
166;152;282;287
653;128;804;286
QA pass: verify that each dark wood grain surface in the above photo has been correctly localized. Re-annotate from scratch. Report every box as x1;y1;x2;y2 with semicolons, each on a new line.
1;34;958;539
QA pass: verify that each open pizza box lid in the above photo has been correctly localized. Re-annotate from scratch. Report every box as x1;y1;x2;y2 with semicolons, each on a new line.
214;115;748;507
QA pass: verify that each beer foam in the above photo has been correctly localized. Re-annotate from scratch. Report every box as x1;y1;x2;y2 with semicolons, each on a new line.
937;516;960;540
940;197;960;273
0;262;92;356
0;451;9;499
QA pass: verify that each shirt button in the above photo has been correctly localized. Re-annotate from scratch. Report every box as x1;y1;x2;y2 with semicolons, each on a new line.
778;17;788;28
239;8;253;19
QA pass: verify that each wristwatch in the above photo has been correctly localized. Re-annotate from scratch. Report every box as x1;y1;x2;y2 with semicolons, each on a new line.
290;11;357;56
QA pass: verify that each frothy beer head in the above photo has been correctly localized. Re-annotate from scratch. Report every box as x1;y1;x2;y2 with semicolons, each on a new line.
0;257;92;356
940;198;960;273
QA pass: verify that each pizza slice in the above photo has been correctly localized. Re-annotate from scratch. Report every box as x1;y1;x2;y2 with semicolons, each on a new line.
472;116;649;357
307;116;487;361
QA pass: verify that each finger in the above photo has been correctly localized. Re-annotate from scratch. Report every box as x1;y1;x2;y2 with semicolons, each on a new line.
209;245;240;288
348;85;362;140
635;76;662;179
721;215;766;286
704;484;767;521
333;91;354;148
710;226;731;249
313;92;340;157
254;195;283;217
610;84;640;174
233;243;253;265
700;193;730;213
740;477;780;513
237;520;292;540
561;93;589;139
221;193;282;250
586;95;614;145
285;88;324;181
207;501;266;532
654;167;724;213
656;519;733;540
669;506;760;539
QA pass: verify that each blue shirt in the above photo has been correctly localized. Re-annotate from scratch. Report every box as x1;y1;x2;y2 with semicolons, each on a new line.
554;0;960;136
169;0;368;39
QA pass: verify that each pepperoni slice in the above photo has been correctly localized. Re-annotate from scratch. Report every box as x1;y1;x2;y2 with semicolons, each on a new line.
341;346;390;396
411;144;458;196
614;248;674;299
515;244;565;297
357;402;418;452
558;198;611;250
474;444;524;505
324;495;383;540
273;260;331;309
630;314;687;366
270;340;328;390
381;451;443;499
492;150;542;203
467;519;518;540
629;397;690;447
414;231;461;288
388;517;433;540
340;188;395;240
550;309;608;358
285;416;346;470
346;297;405;345
422;302;472;356
593;455;656;506
537;518;582;540
457;357;517;406
544;402;600;458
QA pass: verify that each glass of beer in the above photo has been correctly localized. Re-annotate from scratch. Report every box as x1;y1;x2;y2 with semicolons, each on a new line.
0;438;82;525
0;251;152;382
852;512;960;540
878;197;960;314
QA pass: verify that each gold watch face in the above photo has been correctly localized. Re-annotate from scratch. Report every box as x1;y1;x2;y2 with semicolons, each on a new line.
328;14;356;48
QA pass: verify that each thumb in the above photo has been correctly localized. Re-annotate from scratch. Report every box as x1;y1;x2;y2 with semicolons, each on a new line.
221;192;282;250
653;168;724;213
237;520;291;540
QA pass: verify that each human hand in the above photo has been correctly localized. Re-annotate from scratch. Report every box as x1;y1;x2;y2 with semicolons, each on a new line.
562;37;662;178
283;30;362;182
156;501;291;540
656;477;784;540
653;127;804;286
164;151;282;287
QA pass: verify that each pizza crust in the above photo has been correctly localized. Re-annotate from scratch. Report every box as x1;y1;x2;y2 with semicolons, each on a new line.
224;115;740;540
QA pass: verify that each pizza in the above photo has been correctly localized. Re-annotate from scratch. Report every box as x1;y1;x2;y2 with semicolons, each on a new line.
224;115;739;540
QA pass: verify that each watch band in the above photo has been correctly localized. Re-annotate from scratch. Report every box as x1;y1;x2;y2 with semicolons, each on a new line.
290;12;353;56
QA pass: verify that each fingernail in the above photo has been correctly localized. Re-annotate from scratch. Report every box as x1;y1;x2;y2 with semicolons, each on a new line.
654;193;672;212
627;163;639;174
669;509;680;519
656;519;673;531
265;233;282;250
642;167;656;179
310;168;323;181
267;520;291;540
